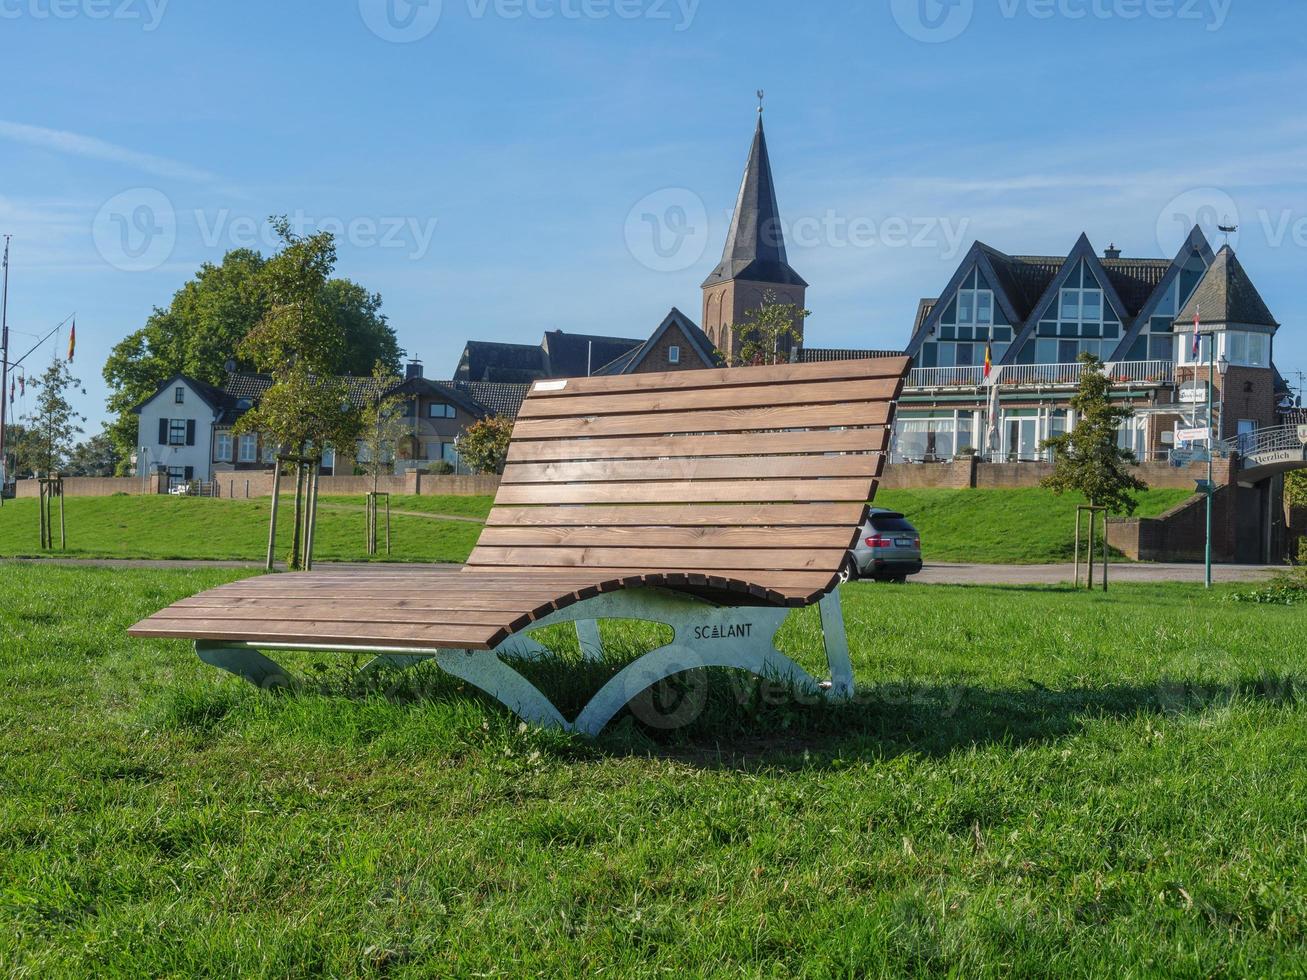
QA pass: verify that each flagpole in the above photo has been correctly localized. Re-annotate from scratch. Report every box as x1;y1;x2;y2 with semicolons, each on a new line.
0;235;11;507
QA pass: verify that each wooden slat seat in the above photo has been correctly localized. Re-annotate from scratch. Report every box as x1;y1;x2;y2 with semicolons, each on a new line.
130;357;910;708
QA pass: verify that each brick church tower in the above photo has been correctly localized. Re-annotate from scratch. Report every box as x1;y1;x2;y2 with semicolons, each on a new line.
701;109;808;363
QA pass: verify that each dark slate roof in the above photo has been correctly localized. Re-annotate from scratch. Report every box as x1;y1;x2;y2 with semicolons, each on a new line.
130;373;229;415
219;373;532;422
599;308;719;375
1175;246;1279;329
797;347;904;363
981;248;1057;320
702;117;808;289
592;346;642;376
449;381;530;419
454;341;549;383
993;253;1173;321
1101;258;1173;315
542;330;643;377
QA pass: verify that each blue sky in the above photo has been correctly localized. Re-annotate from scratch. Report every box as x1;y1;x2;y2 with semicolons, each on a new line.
1;0;1305;431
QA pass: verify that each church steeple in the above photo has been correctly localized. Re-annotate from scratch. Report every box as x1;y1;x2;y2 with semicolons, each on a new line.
702;115;808;291
702;106;807;362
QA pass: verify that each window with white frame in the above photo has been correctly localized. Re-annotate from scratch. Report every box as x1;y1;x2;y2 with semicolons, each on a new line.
919;267;1013;370
893;411;978;462
215;431;233;463
238;434;258;463
1177;332;1216;366
668;345;681;365
1031;261;1121;363
1222;331;1271;368
262;440;277;464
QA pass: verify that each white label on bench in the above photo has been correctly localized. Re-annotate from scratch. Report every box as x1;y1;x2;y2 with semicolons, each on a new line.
535;380;568;392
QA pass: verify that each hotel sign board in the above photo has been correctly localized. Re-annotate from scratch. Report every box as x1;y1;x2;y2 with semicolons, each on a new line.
1179;381;1209;404
1177;427;1212;443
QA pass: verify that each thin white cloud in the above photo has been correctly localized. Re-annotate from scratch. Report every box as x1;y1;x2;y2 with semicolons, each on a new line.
0;119;219;184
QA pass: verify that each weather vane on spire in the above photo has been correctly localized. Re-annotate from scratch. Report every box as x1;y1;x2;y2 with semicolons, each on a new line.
757;89;765;114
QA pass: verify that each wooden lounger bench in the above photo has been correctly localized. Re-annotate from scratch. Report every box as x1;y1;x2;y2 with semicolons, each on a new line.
130;356;910;735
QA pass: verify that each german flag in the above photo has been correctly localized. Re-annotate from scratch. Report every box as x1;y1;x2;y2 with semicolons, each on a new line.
67;320;75;363
983;343;993;380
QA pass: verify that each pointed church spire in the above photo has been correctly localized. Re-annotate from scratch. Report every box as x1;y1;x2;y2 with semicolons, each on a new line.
702;112;808;289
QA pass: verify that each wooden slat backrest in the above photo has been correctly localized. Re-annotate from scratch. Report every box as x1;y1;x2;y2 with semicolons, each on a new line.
466;357;911;604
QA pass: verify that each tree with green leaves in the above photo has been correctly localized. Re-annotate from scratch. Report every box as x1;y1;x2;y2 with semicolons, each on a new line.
236;218;363;570
21;361;86;475
103;246;402;470
456;415;514;475
358;362;407;493
65;432;122;477
2;423;40;480
728;291;810;366
1041;353;1148;515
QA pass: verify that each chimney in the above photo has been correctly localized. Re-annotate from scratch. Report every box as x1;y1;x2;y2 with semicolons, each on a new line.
1104;243;1122;260
405;359;424;380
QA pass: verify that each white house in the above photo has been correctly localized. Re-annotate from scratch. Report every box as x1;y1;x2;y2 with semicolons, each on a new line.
133;374;229;486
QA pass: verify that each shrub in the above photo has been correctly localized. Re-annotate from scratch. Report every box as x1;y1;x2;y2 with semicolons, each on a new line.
425;461;455;476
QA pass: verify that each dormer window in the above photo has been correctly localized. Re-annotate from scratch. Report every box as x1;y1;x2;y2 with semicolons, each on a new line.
919;267;1011;370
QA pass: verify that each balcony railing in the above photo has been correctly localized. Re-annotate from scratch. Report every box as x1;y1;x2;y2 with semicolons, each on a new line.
905;365;987;388
906;360;1175;390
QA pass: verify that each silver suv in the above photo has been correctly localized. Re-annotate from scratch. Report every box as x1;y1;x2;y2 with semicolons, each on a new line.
849;508;923;583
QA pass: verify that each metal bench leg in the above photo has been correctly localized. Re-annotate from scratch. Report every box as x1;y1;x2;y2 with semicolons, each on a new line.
196;643;295;690
818;588;855;701
433;650;571;731
575;620;604;662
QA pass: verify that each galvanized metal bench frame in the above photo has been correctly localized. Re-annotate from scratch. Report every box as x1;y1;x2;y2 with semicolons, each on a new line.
194;586;852;737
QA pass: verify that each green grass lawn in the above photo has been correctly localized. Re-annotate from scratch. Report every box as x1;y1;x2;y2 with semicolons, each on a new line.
0;495;480;563
877;487;1193;563
2;564;1305;974
0;488;1193;566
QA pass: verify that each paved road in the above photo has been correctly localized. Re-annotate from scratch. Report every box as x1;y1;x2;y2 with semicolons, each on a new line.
913;562;1281;585
5;557;1283;584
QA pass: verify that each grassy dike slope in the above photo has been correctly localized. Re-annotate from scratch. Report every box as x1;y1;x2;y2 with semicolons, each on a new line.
0;487;1191;564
